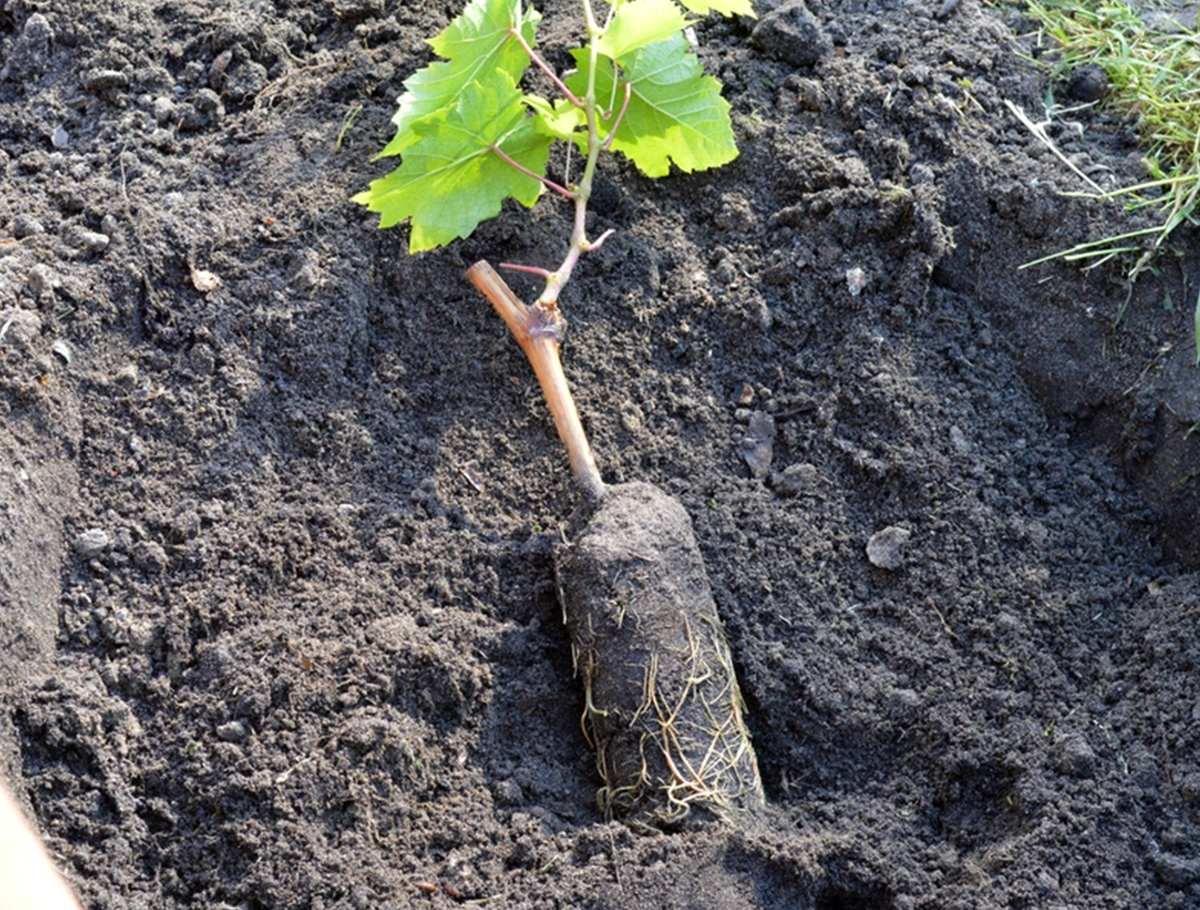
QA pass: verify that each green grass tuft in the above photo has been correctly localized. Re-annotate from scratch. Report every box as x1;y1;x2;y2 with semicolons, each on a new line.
1020;0;1200;359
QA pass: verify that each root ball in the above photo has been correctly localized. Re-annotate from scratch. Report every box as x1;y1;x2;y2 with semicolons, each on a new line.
558;483;764;826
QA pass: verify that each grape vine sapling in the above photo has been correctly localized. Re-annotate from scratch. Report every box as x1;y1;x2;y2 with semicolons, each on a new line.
355;0;764;826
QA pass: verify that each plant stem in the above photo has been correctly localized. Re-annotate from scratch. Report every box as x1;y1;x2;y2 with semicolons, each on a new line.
489;143;574;198
602;82;633;151
536;0;606;309
509;27;584;108
500;262;554;279
467;260;604;500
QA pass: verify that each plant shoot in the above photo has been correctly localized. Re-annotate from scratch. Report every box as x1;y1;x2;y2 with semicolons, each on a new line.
354;0;752;308
355;0;764;827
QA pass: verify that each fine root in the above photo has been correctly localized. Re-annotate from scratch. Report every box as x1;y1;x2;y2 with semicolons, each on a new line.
581;608;763;825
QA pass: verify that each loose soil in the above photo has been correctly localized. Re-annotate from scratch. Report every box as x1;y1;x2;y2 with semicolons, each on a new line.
2;0;1199;908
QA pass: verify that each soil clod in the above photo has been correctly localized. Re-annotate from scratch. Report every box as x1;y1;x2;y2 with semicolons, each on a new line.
559;483;764;827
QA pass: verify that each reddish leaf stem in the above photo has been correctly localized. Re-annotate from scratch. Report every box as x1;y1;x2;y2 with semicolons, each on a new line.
489;144;574;198
584;228;615;252
602;82;634;152
499;262;554;278
509;27;584;108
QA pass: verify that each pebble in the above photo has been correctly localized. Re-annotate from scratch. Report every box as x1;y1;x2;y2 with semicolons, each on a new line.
1052;733;1096;778
82;68;129;93
22;13;54;50
192;87;223;114
216;720;248;743
772;462;819;497
739;411;776;479
866;526;911;569
77;230;111;253
51;126;69;149
619;403;644;434
132;540;169;574
494;779;524;806
148;128;178;153
909;164;935;187
152;96;176;124
25;263;58;298
74;528;112;558
949;425;971;454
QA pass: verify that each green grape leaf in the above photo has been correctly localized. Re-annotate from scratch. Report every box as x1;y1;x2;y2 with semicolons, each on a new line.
525;94;586;141
353;73;553;253
566;34;738;178
677;0;756;17
597;0;692;62
378;0;540;158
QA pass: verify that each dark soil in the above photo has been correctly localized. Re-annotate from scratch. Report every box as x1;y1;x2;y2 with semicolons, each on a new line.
2;0;1199;908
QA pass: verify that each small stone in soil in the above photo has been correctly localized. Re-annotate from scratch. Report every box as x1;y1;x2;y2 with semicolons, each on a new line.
23;13;54;51
866;526;912;569
25;263;58;298
740;411;776;478
82;68;129;93
772;462;819;497
74;528;111;558
0;309;43;343
1052;733;1096;778
133;540;169;573
493;779;523;806
152;96;176;123
77;231;110;253
949;425;971;454
216;721;248;743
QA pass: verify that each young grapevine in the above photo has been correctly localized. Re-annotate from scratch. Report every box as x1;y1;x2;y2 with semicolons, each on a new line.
355;0;753;306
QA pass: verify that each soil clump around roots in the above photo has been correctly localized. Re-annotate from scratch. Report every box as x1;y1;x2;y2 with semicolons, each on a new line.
559;481;765;827
2;0;1200;908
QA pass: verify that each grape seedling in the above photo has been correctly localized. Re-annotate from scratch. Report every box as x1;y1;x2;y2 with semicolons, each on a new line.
354;0;751;291
356;0;764;826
